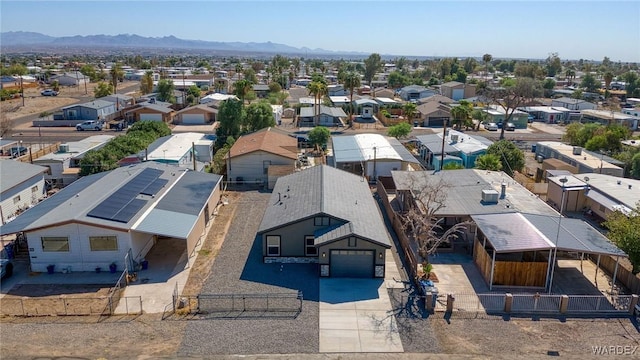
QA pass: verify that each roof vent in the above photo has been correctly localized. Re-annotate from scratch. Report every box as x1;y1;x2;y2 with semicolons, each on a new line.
59;144;69;153
629;184;632;190
617;180;622;185
450;134;459;143
572;146;582;155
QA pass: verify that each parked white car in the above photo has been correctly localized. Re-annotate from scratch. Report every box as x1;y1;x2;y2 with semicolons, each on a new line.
76;121;103;131
484;122;498;131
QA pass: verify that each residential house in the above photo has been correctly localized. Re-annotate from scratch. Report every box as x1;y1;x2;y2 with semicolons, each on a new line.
535;141;624;177
0;162;223;273
99;94;135;111
174;104;217;125
32;135;114;188
551;97;597;111
398;85;437;102
580;109;639;130
226;127;298;185
49;71;89;87
482;105;529;129
354;99;378;120
331;133;421;180
125;104;175;123
374;97;399;108
257;165;391;278
253;84;270;98
388;169;625;290
546;173;639;222
415;130;492;170
440;81;476;101
299;105;347;127
123;132;214;170
416;101;452;127
0;160;48;223
373;88;395;99
518;106;574;124
417;94;455;105
59;100;117;121
327;84;345;96
329;96;350;107
199;93;238;105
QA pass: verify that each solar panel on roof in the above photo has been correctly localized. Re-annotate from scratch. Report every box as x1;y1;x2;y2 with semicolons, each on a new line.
87;167;163;222
111;198;147;223
140;178;168;196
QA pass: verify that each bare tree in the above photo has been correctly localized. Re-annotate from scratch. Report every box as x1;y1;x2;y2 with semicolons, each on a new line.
484;77;542;140
0;111;14;137
399;175;470;265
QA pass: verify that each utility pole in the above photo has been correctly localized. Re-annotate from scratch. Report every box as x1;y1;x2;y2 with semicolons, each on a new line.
192;142;196;171
372;146;377;184
440;119;447;171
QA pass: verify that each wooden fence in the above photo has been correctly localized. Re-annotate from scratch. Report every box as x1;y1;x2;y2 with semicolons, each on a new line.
474;239;492;284
376;181;418;283
17;143;60;163
474;239;547;288
590;254;640;294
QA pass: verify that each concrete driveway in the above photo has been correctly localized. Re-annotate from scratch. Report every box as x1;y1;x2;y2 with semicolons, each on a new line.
319;277;404;353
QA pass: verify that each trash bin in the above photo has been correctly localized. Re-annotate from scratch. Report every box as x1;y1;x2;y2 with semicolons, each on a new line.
531;144;537;153
141;259;148;270
3;244;14;259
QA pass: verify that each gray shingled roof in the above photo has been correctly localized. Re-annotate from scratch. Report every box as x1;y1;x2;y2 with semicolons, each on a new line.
257;165;391;247
0;160;47;197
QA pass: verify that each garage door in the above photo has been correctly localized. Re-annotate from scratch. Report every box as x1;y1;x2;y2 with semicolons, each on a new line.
140;113;162;121
330;250;374;278
182;113;205;124
427;117;449;127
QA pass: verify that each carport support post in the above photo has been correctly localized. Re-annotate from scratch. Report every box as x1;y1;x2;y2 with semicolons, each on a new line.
489;250;496;291
629;295;639;315
595;254;601;286
446;294;455;312
611;256;619;295
426;292;434;313
546;248;553;292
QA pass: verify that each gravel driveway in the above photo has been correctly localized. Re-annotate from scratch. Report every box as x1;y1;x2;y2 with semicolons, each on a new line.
178;191;320;356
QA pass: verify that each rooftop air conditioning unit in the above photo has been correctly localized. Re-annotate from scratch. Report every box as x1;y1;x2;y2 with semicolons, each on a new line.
451;134;459;143
481;189;500;204
59;144;69;153
572;146;583;155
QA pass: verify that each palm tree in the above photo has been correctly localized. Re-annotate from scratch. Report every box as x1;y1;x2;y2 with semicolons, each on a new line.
235;63;243;80
307;81;327;126
233;79;252;105
110;63;123;95
402;102;417;124
450;102;471;130
342;72;361;126
475;153;502;171
482;54;492;79
604;71;613;91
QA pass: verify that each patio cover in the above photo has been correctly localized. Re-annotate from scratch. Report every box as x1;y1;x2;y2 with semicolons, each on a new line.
471;213;627;257
472;213;554;253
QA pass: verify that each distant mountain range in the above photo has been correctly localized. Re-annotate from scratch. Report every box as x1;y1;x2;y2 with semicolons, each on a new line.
1;31;365;56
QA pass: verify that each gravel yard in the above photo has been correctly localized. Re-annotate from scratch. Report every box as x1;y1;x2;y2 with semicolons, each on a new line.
178;191;320;356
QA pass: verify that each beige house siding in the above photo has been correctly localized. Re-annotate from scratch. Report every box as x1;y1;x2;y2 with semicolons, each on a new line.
227;151;296;184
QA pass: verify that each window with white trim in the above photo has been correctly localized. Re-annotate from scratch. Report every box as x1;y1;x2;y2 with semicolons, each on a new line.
89;236;118;251
267;235;280;256
41;237;70;252
31;185;39;193
13;195;20;204
305;236;317;256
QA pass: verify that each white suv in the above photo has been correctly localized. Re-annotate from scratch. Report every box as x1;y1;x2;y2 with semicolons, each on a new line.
76;121;103;131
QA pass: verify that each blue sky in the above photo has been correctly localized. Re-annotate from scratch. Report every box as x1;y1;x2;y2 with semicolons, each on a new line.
2;1;638;61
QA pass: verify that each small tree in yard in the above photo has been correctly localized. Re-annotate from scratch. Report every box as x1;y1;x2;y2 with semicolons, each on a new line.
483;77;542;140
0;111;13;137
604;203;640;273
486;139;525;176
94;82;113;98
399;174;470;267
388;122;412;139
474;153;502;171
308;126;330;151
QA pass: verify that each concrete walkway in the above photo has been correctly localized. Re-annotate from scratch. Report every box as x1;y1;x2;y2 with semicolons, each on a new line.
319;254;405;354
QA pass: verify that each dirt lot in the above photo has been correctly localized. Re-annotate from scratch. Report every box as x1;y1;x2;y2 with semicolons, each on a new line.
1;81;138;124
